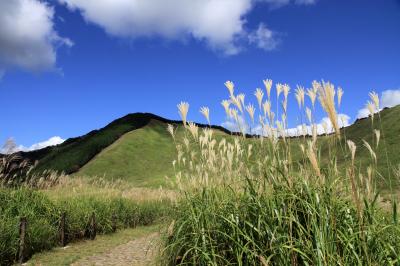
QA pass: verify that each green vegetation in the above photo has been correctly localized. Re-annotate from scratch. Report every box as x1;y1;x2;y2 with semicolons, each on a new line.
16;106;398;190
2;81;399;264
343;105;400;185
162;80;400;264
164;183;400;265
26;113;182;175
77;120;177;187
0;186;169;265
27;224;160;266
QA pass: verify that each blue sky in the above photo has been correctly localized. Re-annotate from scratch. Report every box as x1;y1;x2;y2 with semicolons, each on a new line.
0;0;400;150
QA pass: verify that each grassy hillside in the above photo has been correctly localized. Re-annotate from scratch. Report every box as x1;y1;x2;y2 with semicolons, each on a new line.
28;113;176;175
343;105;400;180
289;105;400;189
12;106;399;188
77;120;176;187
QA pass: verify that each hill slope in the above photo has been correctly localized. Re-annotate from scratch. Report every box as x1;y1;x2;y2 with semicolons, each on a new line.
13;105;400;188
77;120;177;187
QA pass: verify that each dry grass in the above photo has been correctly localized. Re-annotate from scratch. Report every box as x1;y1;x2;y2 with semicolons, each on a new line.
162;79;400;265
38;174;178;203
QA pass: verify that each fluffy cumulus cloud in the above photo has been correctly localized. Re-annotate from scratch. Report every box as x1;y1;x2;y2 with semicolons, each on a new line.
357;89;400;119
1;136;65;154
0;0;72;75
286;114;351;136
59;0;315;54
249;23;280;51
60;0;252;55
222;114;350;137
222;115;249;133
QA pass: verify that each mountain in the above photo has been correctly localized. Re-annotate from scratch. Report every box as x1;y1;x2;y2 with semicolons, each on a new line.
9;105;400;188
13;113;231;186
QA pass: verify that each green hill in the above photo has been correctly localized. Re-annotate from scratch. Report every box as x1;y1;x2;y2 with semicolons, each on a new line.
340;105;400;185
13;105;400;188
77;120;177;187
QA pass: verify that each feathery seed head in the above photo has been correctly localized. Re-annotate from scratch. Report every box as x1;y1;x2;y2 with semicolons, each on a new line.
225;81;235;96
276;83;283;98
200;106;210;125
363;139;377;164
337;87;344;108
282;84;290;99
230;108;239;122
374;129;380;148
177;101;189;126
167;124;175;139
237;93;245;106
306;107;312;124
231;95;243;113
307;88;317;107
347;140;357;163
312;80;322;91
366;101;376;121
318;81;340;137
312;124;317;144
307;140;321;177
221;100;231;116
295;86;305;108
369;91;380;110
254;88;264;109
263;100;271;118
263;79;273;99
246;104;255;124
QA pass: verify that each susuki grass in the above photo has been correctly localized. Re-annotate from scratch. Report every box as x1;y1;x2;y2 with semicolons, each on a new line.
0;174;172;266
162;79;400;265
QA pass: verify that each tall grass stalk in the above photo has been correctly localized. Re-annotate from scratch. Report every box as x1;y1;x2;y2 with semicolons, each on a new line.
163;79;400;265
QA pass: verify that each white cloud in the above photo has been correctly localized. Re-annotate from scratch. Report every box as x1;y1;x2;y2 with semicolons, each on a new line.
27;136;65;151
1;136;65;154
294;0;316;5
249;23;280;51
257;0;316;8
357;89;400;119
59;0;316;54
357;108;371;120
0;0;72;74
222;115;250;133
60;0;252;55
222;113;350;137
381;89;400;108
286;114;351;136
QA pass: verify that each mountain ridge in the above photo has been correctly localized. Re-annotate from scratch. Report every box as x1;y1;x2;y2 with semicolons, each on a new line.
3;105;400;187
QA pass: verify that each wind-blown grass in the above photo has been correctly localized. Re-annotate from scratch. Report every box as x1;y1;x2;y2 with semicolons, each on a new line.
162;79;400;265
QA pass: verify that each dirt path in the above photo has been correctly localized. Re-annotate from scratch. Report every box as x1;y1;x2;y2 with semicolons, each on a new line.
27;225;162;266
71;233;160;266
